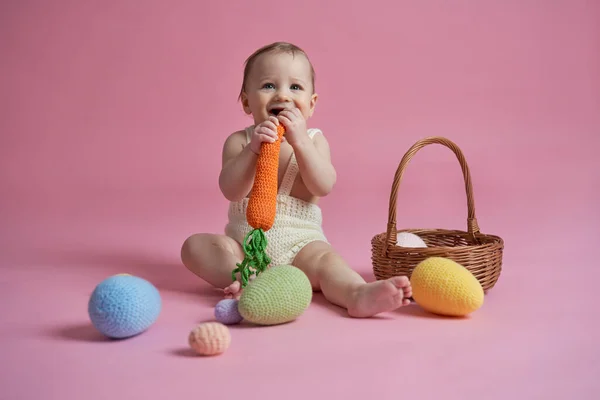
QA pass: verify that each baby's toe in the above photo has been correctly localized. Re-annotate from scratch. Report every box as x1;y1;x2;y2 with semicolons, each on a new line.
389;276;410;289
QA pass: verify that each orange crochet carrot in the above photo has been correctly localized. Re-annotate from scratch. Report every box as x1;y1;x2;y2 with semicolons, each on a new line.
247;124;285;230
232;124;285;287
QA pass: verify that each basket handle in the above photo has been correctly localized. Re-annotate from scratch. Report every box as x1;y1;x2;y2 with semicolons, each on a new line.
384;136;480;252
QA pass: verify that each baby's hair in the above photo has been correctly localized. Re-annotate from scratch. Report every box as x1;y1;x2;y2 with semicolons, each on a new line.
238;41;316;101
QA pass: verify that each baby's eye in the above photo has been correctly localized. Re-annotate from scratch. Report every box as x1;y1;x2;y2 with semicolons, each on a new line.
262;83;275;89
290;84;302;90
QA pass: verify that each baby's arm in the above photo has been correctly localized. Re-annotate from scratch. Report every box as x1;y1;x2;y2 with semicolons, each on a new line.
292;133;337;197
218;131;258;202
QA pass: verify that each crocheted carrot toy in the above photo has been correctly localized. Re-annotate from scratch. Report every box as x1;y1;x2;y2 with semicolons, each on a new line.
231;124;285;287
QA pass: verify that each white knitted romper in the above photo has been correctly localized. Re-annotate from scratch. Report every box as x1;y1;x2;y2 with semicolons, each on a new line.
224;126;329;266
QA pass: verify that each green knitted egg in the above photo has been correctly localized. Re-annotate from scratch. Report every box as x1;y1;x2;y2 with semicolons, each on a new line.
238;265;312;325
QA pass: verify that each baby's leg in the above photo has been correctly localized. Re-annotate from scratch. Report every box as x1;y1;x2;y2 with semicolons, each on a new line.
293;241;412;318
181;233;244;290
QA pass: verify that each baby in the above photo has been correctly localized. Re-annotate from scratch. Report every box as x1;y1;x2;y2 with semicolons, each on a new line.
181;42;412;318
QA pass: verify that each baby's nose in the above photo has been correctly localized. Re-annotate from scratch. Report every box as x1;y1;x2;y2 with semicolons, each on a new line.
274;90;291;102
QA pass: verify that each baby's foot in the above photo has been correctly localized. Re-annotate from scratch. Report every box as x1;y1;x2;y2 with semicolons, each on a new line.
223;280;242;300
347;276;412;318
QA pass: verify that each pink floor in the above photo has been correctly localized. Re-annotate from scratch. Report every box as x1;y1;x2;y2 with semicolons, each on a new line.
2;186;599;399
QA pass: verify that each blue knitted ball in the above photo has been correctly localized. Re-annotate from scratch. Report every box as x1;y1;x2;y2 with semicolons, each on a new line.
214;299;243;325
88;274;161;339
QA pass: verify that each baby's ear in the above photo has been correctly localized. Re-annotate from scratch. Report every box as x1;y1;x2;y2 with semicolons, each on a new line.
309;93;318;116
240;92;251;114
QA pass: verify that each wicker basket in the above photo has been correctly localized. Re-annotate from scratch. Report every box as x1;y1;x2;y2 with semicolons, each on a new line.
371;136;504;292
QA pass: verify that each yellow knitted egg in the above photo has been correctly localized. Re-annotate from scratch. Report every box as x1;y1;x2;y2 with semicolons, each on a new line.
188;322;231;356
411;257;484;317
238;265;312;325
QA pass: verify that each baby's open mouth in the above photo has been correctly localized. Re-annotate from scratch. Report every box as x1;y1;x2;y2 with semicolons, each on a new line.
269;107;285;116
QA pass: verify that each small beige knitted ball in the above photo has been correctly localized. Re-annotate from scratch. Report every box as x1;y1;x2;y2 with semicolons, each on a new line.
188;322;231;356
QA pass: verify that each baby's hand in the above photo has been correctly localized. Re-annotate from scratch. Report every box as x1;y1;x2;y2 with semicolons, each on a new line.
249;116;281;154
277;108;307;147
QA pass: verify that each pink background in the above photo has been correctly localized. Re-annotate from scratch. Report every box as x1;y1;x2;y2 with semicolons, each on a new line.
2;1;599;399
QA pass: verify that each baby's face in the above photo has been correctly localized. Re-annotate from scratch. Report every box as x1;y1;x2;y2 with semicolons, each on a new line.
241;51;317;125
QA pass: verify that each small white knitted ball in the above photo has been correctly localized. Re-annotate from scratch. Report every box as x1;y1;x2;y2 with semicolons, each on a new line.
396;232;427;248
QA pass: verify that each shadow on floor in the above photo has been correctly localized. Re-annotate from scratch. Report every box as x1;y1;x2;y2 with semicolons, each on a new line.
309;292;352;318
299;291;397;321
49;323;112;342
169;348;202;358
395;303;469;320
